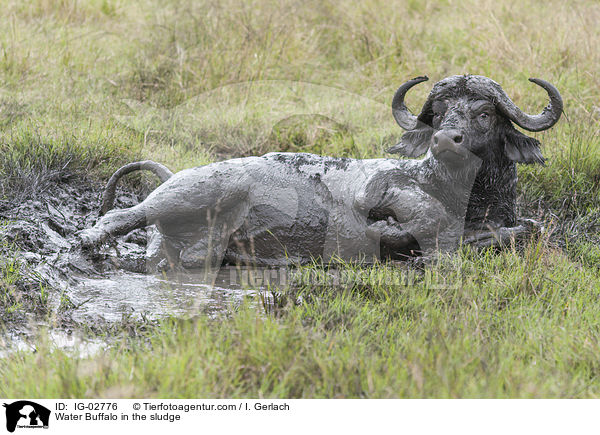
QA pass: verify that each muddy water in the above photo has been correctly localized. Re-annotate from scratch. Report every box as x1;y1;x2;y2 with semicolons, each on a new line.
0;180;269;354
1;269;259;357
69;268;258;323
0;325;106;358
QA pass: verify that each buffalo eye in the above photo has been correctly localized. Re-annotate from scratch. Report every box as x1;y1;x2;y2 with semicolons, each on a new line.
476;111;492;128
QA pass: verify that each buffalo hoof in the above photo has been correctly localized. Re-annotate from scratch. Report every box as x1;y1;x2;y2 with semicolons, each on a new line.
366;217;416;250
463;218;543;248
76;228;109;249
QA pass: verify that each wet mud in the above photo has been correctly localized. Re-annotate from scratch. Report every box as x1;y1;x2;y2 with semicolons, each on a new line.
0;179;258;353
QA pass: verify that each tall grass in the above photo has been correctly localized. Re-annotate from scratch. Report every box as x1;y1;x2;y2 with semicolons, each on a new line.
1;0;599;174
0;0;599;398
2;243;600;398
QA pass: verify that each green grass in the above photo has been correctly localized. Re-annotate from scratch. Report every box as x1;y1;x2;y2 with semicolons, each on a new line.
3;244;600;398
0;0;599;398
0;242;49;322
0;251;25;317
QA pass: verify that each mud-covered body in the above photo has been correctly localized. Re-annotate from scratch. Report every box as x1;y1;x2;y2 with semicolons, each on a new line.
80;75;563;268
86;152;474;267
162;153;397;265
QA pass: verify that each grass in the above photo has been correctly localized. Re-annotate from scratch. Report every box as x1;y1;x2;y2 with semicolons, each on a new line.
3;243;600;398
0;0;599;398
0;243;49;323
0;250;26;318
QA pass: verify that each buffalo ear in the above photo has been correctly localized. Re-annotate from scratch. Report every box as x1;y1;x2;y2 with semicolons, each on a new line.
386;128;432;157
503;129;545;165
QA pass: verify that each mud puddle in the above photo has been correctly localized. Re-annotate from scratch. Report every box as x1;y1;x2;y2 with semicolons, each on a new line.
69;268;258;323
0;324;105;358
0;179;268;355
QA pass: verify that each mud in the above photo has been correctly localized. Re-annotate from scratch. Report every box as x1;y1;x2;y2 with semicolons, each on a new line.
0;179;259;354
0;324;106;359
0;180;140;287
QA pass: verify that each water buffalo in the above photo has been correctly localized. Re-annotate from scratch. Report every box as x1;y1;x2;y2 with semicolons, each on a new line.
79;75;562;268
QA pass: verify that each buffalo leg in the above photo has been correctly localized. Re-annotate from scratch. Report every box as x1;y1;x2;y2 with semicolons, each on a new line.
463;219;543;248
79;204;147;247
179;222;232;269
366;217;417;250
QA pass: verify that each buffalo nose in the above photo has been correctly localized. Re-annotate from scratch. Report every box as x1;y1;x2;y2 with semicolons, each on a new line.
433;130;463;145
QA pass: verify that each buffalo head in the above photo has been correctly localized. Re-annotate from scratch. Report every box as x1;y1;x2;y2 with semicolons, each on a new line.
388;75;563;166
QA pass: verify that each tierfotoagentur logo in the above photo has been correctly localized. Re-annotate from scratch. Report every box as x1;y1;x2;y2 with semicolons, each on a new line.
2;401;50;432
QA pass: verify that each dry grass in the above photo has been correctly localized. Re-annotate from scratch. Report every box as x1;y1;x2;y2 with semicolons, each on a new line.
0;0;599;398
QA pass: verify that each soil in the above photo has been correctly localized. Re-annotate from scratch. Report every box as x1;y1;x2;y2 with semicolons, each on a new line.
0;177;257;353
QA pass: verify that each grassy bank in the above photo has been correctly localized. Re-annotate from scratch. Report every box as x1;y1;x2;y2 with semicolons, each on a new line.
3;244;600;398
1;0;599;398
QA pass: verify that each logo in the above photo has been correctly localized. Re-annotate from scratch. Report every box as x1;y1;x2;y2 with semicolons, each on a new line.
3;401;50;433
